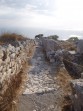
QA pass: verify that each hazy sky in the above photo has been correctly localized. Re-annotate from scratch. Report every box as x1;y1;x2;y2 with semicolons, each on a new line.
0;0;83;31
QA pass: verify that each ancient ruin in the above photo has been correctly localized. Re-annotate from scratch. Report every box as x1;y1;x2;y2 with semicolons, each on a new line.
0;34;83;111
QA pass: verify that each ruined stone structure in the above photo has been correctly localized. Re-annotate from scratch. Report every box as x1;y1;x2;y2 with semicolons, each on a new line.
0;39;35;111
1;36;81;111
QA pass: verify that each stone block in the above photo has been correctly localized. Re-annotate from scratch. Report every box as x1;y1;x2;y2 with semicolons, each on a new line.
10;53;16;59
0;66;3;72
7;68;12;75
0;59;3;64
8;44;15;52
70;79;83;111
11;61;15;67
0;50;3;58
3;67;7;72
6;57;11;63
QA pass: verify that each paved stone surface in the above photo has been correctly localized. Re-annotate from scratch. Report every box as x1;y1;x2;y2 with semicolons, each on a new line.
17;43;64;111
23;46;59;94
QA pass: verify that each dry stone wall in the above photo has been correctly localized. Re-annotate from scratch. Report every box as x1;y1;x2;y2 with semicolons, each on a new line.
0;39;35;111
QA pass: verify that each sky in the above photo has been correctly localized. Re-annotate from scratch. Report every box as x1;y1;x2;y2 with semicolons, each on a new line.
0;0;83;38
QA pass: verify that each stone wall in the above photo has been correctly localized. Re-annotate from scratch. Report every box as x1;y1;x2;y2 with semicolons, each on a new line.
0;39;35;111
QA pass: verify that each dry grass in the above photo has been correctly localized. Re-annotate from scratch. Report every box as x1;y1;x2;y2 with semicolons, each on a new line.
0;33;27;45
0;57;32;111
56;68;73;111
0;71;23;111
28;45;36;57
0;42;35;111
59;41;76;51
57;68;72;92
0;60;28;111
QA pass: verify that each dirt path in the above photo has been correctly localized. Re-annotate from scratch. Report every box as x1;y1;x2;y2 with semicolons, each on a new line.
17;43;72;111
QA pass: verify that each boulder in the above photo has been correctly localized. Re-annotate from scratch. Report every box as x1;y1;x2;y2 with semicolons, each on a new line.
10;53;16;59
42;38;61;62
42;38;61;53
76;39;83;54
0;49;3;59
70;79;83;111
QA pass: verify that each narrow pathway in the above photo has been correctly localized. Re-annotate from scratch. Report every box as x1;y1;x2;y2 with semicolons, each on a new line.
24;44;60;94
17;44;65;111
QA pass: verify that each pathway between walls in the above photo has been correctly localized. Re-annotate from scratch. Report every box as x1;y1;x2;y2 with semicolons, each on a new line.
17;43;69;111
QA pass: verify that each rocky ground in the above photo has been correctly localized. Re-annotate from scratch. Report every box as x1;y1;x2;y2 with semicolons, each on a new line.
17;42;71;111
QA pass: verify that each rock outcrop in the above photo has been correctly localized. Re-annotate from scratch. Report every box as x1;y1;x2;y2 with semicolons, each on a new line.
70;79;83;111
41;38;61;62
39;37;83;111
76;39;83;54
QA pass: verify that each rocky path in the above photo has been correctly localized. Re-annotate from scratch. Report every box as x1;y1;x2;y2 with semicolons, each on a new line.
17;44;65;111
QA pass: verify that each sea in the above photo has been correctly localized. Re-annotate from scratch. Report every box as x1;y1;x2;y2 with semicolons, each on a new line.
0;27;83;40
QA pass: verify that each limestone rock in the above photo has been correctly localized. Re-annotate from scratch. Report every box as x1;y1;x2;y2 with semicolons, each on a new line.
10;53;16;59
76;39;83;54
11;61;15;67
3;67;7;72
8;44;15;52
70;79;83;111
0;50;3;58
0;66;3;72
7;68;12;75
41;38;61;63
6;57;11;63
0;59;3;64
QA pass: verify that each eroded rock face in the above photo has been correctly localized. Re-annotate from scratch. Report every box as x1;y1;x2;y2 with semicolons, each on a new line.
42;38;61;52
41;38;61;62
40;38;83;79
70;79;83;111
63;51;83;78
76;39;83;54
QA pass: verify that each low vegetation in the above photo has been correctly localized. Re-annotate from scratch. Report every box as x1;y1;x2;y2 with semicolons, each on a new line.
57;67;73;111
48;35;59;40
67;37;79;42
0;33;27;45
